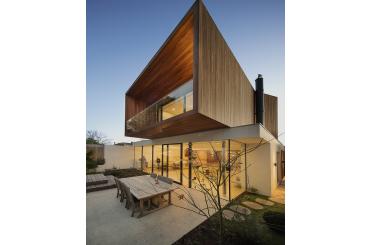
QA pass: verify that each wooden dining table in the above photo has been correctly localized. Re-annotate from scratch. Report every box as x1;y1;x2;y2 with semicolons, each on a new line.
119;175;180;217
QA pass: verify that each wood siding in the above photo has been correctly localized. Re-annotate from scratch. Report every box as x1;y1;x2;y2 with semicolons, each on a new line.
126;9;194;106
197;2;255;127
264;94;278;138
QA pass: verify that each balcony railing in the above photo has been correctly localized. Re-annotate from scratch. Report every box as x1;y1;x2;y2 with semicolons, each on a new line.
126;81;193;134
126;100;161;134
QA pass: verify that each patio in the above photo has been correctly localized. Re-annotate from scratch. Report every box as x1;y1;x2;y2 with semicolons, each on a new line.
86;187;224;245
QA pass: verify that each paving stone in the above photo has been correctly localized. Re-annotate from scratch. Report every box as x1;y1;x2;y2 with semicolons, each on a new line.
223;210;235;220
241;201;264;210
268;197;285;204
255;198;274;206
222;209;245;221
229;205;251;215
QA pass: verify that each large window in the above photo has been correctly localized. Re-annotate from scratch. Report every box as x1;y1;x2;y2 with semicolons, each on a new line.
191;141;229;201
229;140;246;199
160;81;193;121
134;146;142;170
153;145;162;176
142;145;152;174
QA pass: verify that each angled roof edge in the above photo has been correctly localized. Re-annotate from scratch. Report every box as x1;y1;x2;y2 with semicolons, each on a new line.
125;1;198;96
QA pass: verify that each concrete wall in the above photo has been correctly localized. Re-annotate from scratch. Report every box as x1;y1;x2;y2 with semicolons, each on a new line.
96;145;134;172
246;143;272;196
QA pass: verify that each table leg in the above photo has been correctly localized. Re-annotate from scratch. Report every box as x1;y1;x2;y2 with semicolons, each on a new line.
139;199;144;217
168;192;171;205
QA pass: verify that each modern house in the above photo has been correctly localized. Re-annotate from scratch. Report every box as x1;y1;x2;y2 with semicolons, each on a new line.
124;0;284;199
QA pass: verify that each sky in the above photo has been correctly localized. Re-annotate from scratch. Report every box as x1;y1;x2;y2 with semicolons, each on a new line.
87;0;285;144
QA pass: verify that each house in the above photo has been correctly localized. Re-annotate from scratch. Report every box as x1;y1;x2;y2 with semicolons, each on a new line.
124;0;284;199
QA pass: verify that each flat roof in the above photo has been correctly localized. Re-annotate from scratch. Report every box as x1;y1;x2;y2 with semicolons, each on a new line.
133;123;283;147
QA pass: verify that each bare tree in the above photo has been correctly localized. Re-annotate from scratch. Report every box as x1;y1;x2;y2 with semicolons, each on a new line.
86;130;111;145
172;134;283;243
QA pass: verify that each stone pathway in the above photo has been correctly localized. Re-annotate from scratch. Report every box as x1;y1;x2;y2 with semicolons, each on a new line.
255;198;274;206
241;201;264;210
229;205;251;215
222;209;245;221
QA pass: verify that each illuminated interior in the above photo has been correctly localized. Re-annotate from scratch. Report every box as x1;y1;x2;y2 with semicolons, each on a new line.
136;139;247;201
161;81;193;121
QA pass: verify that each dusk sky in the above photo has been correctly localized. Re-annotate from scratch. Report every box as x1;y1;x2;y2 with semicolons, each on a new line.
87;0;285;144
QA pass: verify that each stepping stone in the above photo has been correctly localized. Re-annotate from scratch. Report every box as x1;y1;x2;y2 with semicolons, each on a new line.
222;210;245;221
269;197;285;204
223;210;235;220
255;198;274;206
241;201;264;210
229;205;251;215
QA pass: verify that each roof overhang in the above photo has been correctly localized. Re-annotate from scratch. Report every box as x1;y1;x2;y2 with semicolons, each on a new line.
133;123;283;147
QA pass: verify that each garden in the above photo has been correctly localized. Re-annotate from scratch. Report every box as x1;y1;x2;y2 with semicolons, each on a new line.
173;192;285;245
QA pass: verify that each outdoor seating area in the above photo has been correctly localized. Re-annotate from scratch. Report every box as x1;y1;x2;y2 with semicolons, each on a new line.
113;175;179;218
87;186;210;245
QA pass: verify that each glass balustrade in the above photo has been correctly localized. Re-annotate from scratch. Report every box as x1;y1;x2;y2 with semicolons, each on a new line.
126;81;193;133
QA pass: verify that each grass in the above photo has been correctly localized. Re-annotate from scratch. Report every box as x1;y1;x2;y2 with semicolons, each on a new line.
173;192;284;245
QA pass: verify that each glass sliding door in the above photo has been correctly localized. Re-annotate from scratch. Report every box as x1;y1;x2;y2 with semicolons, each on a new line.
142;145;152;174
134;146;142;170
182;142;190;187
229;140;246;199
191;141;229;201
153;145;162;176
162;143;182;184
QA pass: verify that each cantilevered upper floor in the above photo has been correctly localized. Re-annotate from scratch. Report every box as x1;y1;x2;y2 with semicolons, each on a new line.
125;0;278;139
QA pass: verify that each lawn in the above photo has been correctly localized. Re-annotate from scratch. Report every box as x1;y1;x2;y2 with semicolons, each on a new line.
173;192;285;245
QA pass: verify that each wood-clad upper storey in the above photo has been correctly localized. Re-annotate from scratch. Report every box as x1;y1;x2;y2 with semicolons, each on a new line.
125;6;194;115
197;1;255;127
125;1;227;139
263;94;278;138
125;0;278;139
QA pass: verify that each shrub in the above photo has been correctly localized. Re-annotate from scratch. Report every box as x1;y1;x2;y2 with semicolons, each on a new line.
86;159;97;170
263;211;285;233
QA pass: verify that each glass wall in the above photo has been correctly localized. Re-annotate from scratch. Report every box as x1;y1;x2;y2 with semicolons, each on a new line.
134;146;142;170
229;140;246;199
160;81;193;120
133;139;247;201
166;144;182;183
191;141;229;201
142;145;152;174
126;80;193;134
153;145;162;176
182;142;190;187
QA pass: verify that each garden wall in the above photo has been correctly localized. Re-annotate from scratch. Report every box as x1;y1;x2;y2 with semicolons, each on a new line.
96;145;134;171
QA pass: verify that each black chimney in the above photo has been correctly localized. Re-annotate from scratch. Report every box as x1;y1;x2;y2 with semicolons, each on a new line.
255;74;264;124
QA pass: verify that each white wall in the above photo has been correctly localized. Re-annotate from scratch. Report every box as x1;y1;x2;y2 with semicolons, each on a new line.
246;143;272;196
245;140;284;196
269;141;283;194
96;145;134;171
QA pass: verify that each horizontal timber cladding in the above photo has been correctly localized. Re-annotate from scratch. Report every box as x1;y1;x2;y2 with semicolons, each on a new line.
197;1;255;127
264;94;278;138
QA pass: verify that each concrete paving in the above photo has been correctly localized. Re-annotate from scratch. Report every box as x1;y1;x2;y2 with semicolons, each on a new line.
87;187;221;245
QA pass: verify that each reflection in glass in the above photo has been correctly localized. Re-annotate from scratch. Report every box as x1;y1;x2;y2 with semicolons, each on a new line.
191;141;229;201
142;145;152;174
153;145;162;177
230;140;246;199
134;146;142;170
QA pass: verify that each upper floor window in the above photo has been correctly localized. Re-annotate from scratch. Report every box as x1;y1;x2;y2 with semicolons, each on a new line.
160;81;193;121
